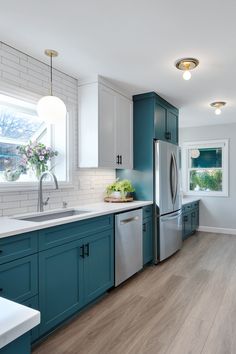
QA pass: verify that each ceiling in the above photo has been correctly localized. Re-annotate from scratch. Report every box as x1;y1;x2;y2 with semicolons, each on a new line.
0;0;236;127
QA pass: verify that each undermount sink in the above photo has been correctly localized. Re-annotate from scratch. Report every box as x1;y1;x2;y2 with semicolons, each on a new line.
12;209;90;223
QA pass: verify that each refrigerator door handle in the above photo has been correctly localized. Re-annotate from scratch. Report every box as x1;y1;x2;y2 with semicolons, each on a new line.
172;153;178;205
169;154;174;204
161;210;182;221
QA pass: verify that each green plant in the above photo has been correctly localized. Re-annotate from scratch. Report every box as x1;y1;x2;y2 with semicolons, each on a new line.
106;179;135;198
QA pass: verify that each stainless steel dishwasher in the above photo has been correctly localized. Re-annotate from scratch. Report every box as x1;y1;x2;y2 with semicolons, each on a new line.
115;208;143;286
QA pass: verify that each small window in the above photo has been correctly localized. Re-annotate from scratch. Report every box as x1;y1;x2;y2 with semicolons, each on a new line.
0;93;68;185
182;140;228;197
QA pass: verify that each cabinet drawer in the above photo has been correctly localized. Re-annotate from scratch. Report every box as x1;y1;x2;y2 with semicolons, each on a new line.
0;255;38;303
143;205;153;219
182;203;192;213
39;215;114;250
0;232;38;265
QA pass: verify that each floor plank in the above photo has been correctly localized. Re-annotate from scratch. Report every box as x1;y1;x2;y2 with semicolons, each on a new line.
33;232;236;354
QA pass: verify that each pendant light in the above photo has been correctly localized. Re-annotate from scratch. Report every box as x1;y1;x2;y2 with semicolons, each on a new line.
175;58;199;81
37;49;67;124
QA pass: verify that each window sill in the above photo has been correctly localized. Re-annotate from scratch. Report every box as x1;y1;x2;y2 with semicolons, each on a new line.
0;181;74;193
184;191;228;197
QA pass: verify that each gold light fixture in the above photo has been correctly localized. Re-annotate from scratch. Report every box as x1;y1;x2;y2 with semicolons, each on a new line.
210;101;226;115
175;58;199;81
37;49;67;124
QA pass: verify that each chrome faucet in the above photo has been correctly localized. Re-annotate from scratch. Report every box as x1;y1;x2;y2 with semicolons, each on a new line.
37;171;59;212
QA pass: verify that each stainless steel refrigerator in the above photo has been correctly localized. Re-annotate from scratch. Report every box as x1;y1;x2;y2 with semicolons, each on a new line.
154;140;182;262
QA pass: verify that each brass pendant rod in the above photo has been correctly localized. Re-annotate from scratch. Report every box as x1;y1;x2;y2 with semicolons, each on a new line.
50;54;53;96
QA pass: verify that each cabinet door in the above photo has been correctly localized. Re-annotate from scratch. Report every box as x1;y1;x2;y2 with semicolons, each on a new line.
39;240;84;335
22;296;39;342
166;110;178;145
191;209;198;233
143;217;153;265
0;255;38;303
182;212;192;240
83;230;114;305
116;94;133;169
98;85;116;168
154;103;167;141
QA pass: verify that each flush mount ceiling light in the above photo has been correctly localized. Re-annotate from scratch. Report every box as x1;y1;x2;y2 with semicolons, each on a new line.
175;58;199;81
37;49;67;124
210;101;226;115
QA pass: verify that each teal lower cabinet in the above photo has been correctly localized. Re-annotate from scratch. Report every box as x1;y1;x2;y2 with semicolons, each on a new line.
83;230;114;305
0;255;38;303
0;333;31;354
39;239;84;335
0;214;116;343
182;201;199;240
142;217;153;265
38;219;114;336
22;296;39;342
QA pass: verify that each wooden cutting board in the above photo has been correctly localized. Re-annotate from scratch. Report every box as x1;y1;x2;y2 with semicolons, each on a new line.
104;197;134;203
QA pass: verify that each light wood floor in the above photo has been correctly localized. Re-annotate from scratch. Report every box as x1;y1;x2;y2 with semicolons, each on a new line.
33;232;236;354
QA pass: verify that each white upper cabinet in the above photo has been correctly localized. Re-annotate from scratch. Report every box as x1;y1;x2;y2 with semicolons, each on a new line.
78;77;133;169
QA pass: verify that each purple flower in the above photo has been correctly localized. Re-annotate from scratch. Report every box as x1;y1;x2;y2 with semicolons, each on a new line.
41;149;46;155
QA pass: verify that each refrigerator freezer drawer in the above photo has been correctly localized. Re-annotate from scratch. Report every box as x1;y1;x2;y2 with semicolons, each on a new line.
159;210;182;261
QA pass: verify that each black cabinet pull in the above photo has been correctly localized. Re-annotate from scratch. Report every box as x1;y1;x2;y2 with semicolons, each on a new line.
0;288;3;292
165;132;171;140
120;155;122;165
0;250;2;254
80;245;85;258
116;155;120;164
84;243;90;257
143;224;146;232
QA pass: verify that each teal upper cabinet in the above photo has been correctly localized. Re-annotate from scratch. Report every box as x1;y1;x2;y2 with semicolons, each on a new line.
166;110;178;145
132;92;179;145
153;94;179;145
117;92;179;200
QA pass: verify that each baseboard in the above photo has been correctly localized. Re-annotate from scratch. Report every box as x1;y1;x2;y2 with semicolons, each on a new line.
198;226;236;235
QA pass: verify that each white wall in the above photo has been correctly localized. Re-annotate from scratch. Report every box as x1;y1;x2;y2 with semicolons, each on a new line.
0;42;115;216
180;123;236;231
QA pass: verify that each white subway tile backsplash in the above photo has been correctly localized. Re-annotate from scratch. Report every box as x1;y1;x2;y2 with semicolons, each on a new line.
0;42;116;217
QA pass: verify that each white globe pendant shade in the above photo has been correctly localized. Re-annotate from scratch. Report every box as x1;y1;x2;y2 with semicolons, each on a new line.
37;95;67;124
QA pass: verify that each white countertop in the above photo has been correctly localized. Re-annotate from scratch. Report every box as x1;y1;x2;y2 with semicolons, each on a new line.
0;297;40;349
0;200;153;239
182;197;201;206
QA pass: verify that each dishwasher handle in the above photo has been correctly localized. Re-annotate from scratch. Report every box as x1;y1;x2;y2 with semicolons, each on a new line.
120;216;139;225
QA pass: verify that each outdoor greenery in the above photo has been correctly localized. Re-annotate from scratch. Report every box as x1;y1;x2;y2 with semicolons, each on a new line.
190;169;222;192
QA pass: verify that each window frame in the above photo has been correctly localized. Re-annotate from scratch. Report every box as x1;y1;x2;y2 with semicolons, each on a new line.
0;82;74;191
182;139;229;197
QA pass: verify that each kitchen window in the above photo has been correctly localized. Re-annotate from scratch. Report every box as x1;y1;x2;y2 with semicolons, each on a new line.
182;140;228;197
0;92;69;188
